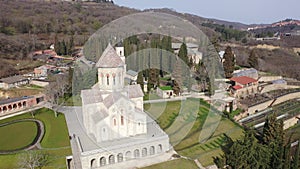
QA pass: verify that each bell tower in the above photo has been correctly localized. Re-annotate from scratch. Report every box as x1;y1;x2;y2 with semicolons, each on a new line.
96;44;125;91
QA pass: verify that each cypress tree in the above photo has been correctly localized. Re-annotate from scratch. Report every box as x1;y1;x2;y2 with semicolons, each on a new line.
172;58;183;95
178;43;188;65
248;49;259;69
292;140;300;169
222;46;235;78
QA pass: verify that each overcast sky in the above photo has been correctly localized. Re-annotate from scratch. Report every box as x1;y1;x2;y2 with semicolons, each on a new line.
114;0;300;24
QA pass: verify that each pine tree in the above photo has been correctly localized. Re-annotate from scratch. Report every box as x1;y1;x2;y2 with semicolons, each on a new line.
137;71;144;91
172;58;182;95
283;145;291;169
225;130;270;169
222;46;235;78
262;113;285;169
67;35;74;56
292;140;300;169
178;43;188;65
248;49;259;69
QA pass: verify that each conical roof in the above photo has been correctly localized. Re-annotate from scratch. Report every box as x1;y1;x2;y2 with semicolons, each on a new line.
96;44;125;68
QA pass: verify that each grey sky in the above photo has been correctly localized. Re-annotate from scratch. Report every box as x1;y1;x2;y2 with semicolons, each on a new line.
113;0;300;24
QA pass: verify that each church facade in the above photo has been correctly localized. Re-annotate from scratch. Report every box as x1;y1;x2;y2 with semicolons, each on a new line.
78;44;171;169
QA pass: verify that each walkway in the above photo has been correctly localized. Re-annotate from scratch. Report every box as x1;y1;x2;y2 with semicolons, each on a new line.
0;119;45;154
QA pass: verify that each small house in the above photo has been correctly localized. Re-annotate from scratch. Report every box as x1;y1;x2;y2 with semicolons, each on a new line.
157;86;174;98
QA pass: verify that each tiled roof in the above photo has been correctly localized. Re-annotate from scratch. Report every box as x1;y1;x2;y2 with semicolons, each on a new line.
81;89;103;105
232;85;242;90
230;76;257;85
96;44;124;68
0;96;34;105
103;93;123;109
125;85;144;98
0;75;29;84
127;70;138;77
92;110;108;123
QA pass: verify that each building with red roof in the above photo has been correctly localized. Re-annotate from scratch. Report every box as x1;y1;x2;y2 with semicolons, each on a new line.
230;76;258;98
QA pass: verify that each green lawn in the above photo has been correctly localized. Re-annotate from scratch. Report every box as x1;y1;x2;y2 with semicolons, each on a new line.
0;108;71;169
140;158;198;169
0;121;37;151
145;98;244;167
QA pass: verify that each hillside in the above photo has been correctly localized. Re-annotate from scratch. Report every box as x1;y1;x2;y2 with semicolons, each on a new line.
0;0;299;80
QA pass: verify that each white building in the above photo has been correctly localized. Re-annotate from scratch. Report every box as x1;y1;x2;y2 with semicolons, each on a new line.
157;86;174;99
172;43;202;64
74;44;171;169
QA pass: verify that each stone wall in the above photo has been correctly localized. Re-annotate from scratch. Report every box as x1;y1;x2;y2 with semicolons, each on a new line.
284;115;300;130
261;84;299;93
80;135;170;169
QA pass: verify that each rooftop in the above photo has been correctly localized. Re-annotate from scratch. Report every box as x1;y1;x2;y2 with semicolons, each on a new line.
0;96;34;105
0;75;29;84
127;70;138;77
96;44;125;68
230;76;257;85
232;85;243;90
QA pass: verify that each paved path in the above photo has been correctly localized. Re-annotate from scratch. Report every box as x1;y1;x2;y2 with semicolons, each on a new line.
0;119;45;154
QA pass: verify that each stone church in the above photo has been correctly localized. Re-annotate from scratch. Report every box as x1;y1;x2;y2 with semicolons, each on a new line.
78;44;171;169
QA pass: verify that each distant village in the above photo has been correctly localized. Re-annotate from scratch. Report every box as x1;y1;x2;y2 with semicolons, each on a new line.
1;39;300;133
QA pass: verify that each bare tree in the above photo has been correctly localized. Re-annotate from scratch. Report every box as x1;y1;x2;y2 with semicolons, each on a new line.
18;151;49;169
45;74;70;117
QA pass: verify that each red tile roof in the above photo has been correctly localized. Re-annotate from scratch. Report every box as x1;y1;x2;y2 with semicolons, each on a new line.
232;85;242;90
230;76;257;85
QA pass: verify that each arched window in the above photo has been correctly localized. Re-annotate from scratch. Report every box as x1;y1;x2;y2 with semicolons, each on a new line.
91;159;96;168
158;144;163;153
113;118;117;126
125;151;131;160
117;153;123;162
134;149;140;158
109;155;115;164
101;73;104;85
121;116;124;125
106;74;110;85
100;157;106;166
113;74;116;85
150;146;155;155
142;148;147;157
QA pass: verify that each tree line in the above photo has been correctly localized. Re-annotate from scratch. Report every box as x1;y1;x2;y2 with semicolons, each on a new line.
215;113;300;169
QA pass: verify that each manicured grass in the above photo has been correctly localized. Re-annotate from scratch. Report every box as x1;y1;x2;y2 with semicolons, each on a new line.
176;118;243;160
0;121;38;151
198;148;223;166
0;108;71;169
145;101;181;129
145;98;244;167
37;108;71;148
0;154;18;169
140;159;198;169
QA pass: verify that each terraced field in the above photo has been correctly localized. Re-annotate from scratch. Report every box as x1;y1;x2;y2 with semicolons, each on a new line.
242;99;300;129
144;98;244;167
